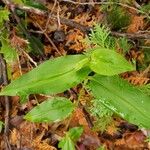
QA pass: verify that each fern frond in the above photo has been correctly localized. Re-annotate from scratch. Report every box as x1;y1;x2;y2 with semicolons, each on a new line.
90;98;113;132
88;24;115;49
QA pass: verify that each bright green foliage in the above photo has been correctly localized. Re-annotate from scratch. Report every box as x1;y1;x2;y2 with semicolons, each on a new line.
0;8;10;28
0;20;149;130
89;48;134;76
0;55;90;102
59;137;75;150
90;99;113;132
24;97;75;122
0;18;17;63
87;24;132;53
0;121;3;133
0;38;17;63
58;127;83;150
0;48;134;100
88;24;115;49
89;75;150;128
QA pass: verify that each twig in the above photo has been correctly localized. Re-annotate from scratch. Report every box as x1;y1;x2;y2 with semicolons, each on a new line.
0;54;11;150
79;102;93;128
69;88;94;129
111;31;150;39
1;1;149;40
21;48;37;67
61;0;150;19
57;2;61;29
36;23;63;56
44;0;57;32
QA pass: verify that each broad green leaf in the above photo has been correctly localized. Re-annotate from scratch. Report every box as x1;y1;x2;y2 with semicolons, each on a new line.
89;75;150;128
89;48;134;76
24;97;75;122
0;38;17;63
58;127;83;150
0;55;90;101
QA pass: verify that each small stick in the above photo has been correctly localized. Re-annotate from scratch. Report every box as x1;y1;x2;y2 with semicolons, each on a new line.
0;54;11;150
111;31;150;39
61;0;150;19
36;23;63;56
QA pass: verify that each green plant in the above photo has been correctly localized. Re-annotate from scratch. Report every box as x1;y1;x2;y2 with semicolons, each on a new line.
87;24;115;49
89;75;150;128
0;8;17;63
0;24;150;131
0;7;10;28
24;97;75;122
90;99;113;132
58;126;83;150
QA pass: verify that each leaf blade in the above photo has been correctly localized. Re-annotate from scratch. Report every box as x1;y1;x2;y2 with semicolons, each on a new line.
89;75;150;128
24;97;75;122
89;48;134;76
0;55;90;99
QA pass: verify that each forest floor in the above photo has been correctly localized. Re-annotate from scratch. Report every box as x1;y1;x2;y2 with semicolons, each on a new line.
0;0;150;150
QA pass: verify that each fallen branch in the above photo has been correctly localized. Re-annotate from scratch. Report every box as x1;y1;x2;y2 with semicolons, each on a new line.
2;0;150;39
61;0;150;20
111;31;150;39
